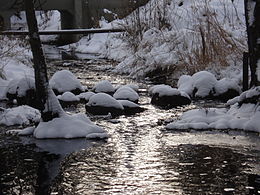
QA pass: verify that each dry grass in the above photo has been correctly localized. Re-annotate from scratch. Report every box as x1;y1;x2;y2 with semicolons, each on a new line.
118;0;246;77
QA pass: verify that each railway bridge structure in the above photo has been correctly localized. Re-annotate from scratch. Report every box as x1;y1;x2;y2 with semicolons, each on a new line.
0;0;149;42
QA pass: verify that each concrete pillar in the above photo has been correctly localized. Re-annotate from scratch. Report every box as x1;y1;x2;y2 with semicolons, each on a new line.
59;0;88;44
0;12;12;30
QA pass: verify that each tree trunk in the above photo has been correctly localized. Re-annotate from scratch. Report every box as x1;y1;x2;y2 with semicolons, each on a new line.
244;0;260;87
24;0;63;121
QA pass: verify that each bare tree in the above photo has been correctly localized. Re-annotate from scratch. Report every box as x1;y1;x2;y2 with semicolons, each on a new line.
24;0;64;121
244;0;260;87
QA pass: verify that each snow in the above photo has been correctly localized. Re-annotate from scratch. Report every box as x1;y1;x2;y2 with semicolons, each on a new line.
214;78;241;96
77;92;95;102
166;88;260;133
87;93;124;110
190;71;217;98
33;113;108;139
0;106;41;126
113;86;139;102
117;100;141;108
64;0;246;80
7;126;35;136
177;71;241;98
57;92;80;102
92;80;115;93
11;11;61;42
49;70;84;94
16;77;35;97
149;85;182;97
0;37;33;100
44;88;66;116
166;104;260;132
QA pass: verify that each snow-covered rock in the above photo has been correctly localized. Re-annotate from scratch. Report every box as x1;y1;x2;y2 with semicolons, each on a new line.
57;92;80;106
214;78;241;101
33;113;108;139
113;86;139;103
92;80;115;94
118;100;145;115
77;92;95;102
5;77;38;107
49;70;84;95
177;71;241;101
149;85;191;109
86;93;124;116
58;92;80;102
0;106;41;126
166;87;260;133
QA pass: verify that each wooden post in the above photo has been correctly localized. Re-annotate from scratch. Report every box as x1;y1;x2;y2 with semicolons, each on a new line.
24;0;49;121
244;0;260;87
243;52;249;91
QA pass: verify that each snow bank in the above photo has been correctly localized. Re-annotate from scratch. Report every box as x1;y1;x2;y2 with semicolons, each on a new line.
0;37;33;100
65;0;246;80
49;70;84;94
11;11;61;42
177;71;241;99
166;87;260;133
33;113;108;139
0;106;41;126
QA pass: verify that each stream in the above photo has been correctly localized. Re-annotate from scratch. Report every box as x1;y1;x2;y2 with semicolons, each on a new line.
0;46;259;195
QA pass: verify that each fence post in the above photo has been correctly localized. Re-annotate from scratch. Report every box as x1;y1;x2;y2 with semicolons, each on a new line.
243;52;249;91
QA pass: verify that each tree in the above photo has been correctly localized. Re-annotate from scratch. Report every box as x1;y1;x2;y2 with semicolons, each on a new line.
24;0;64;121
244;0;260;87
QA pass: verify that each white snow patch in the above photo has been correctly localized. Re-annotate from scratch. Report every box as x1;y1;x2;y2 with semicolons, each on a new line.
92;80;115;93
192;71;217;98
149;85;181;97
167;88;260;133
33;113;108;139
58;92;80;102
77;92;95;102
87;93;124;110
117;100;141;108
113;86;139;102
0;106;41;126
49;70;84;94
214;78;241;95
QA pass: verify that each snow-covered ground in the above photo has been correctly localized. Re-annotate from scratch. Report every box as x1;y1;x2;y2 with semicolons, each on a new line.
63;0;246;81
166;87;260;133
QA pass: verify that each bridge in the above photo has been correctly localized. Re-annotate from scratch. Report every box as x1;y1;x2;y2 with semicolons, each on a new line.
0;0;149;43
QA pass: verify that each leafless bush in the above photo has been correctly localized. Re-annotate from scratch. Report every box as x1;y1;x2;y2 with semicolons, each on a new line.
176;0;246;74
0;36;30;79
119;0;171;52
117;0;246;78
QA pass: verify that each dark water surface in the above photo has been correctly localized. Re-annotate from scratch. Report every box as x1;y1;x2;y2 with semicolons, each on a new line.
0;49;260;195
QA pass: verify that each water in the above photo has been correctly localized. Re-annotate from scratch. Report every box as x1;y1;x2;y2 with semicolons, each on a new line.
0;49;260;195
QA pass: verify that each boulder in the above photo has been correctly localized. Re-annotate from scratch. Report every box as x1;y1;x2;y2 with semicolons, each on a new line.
49;70;84;95
113;86;139;103
150;85;191;109
92;80;115;95
57;92;80;107
6;77;38;108
85;93;124;117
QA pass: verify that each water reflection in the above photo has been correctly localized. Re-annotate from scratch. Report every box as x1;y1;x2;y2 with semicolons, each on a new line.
53;104;260;194
0;133;106;194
